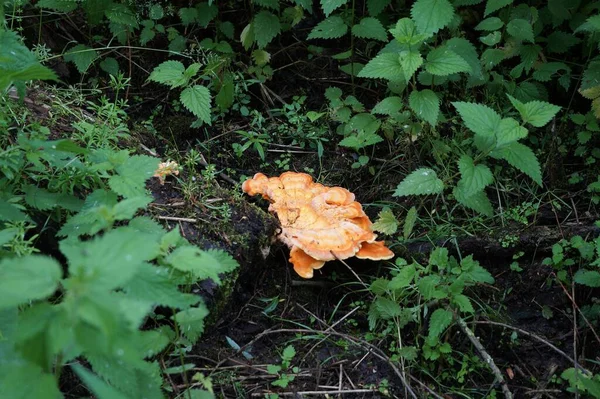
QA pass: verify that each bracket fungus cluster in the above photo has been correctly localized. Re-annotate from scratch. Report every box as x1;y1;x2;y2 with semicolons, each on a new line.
242;172;394;278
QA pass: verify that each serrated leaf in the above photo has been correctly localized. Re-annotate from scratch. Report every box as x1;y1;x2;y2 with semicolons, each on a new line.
172;304;209;342
352;17;388;41
307;15;348;39
196;3;218;27
418;275;446;299
372;96;403;116
491;141;542;186
253;0;279;11
388;264;416;290
254;11;281;48
394;168;444;197
496;117;528;147
506;18;534;43
546;31;580;54
453;185;493;216
37;0;78;12
148;60;186;88
428;308;453;340
338;131;383;150
475;17;503;31
357;53;403;80
507;95;561;127
409;89;440;126
411;0;455;36
372;207;398;235
484;0;513;16
216;74;234;110
63;44;98;74
403;206;417;239
373;297;402;318
320;0;348;16
251;49;271;66
99;57;119;76
389;18;429;46
575;14;600;33
0;256;62;309
108;155;159;198
480;31;501;46
457;155;493;196
452;294;474;313
425;47;471;76
452;101;501;138
181;85;212;124
367;0;391;15
72;364;129;399
445;38;483;81
573;270;600;287
399;51;423;82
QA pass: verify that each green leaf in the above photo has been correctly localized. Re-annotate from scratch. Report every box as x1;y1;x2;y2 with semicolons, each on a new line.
506;18;534;43
394;168;444;197
428;308;453;340
179;8;198;25
491;142;542;186
99;57;120;76
453;185;493;216
373;297;402;318
172;304;209;342
546;31;580;54
388;264;417;290
165;247;237;283
105;3;138;28
409;89;440;126
352;17;388;41
0;256;62;309
452;101;501;138
372;207;398;235
452;294;474;313
372;96;403;116
425;47;471;76
403;206;418;239
418;275;445;299
480;31;501;46
389;18;430;46
72;364;129;399
457;155;493;196
484;0;513;16
575;14;600;33
215;74;234;110
62;228;160;291
496;117;528;147
63;44;98;74
0;363;62;399
399;51;423;82
507;95;561;128
411;0;455;36
307;15;348;39
253;11;281;48
338;131;383;150
253;0;280;11
445;37;483;81
475;17;503;31
37;0;78;12
108;155;159;198
148;60;187;88
358;53;403;80
181;85;212;124
573;270;600;287
320;0;348;16
367;0;391;15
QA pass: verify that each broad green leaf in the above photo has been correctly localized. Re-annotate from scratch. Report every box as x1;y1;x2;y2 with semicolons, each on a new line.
105;3;139;28
179;7;198;25
453;185;493;216
388;264;416;290
339;62;364;76
445;38;483;81
491;142;542;186
172;304;209;342
108;155;159;198
320;0;348;16
216;74;234;110
181;85;212;124
352;17;388;41
373;297;402;318
0;363;62;399
37;0;78;11
457;155;493;196
253;0;280;11
149;4;164;19
575;14;600;33
253;11;281;48
367;0;391;15
0;199;27;222
496;117;527;147
428;308;453;340
411;0;455;36
389;18;429;46
418;275;445;299
99;57;119;76
358;53;403;80
425;47;471;76
307;15;348;39
480;31;501;46
506;18;534;43
0;256;62;309
165;247;237;283
546;31;580;54
409;89;440;126
452;294;474;313
394;168;444;197
403;206;418;239
452;101;501;138
63;44;98;74
574;270;600;287
475;17;503;31
72;364;129;399
338;131;383;150
23;185;83;211
507;95;561;127
372;207;398;235
399;51;423;82
532;62;570;83
148;60;186;88
197;3;218;27
484;0;513;16
372;96;403;116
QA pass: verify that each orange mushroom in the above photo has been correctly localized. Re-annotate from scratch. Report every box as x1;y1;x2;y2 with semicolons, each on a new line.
242;172;394;278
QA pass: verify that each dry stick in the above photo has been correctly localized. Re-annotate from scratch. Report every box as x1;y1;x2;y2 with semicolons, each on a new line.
157;215;198;223
456;317;513;399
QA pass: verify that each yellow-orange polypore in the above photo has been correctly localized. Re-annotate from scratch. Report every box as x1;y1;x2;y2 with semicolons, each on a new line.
242;172;394;278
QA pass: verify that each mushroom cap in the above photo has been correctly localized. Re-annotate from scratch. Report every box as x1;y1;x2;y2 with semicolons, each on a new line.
242;172;394;278
355;241;395;260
